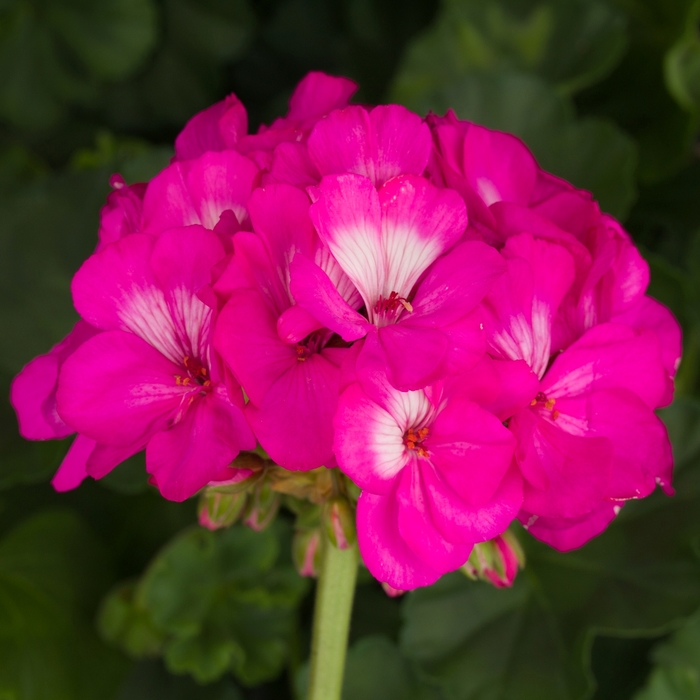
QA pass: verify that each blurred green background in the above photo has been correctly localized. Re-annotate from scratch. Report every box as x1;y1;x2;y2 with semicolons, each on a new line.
2;0;700;698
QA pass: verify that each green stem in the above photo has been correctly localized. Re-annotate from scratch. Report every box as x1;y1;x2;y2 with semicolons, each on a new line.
306;535;358;700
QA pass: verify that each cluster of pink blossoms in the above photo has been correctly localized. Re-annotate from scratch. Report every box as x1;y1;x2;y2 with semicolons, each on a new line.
11;72;680;591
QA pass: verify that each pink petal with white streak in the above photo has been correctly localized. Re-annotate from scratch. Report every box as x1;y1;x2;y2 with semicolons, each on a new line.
56;330;190;447
142;150;258;234
357;489;446;590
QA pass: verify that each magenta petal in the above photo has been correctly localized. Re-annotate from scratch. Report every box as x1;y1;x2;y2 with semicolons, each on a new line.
448;356;539;422
308;104;432;186
267;142;320;187
248;184;316;269
357;489;445;590
424;463;522;544
396;464;474;572
86;441;144;479
558;389;674;500
410;241;505;326
247;350;342;471
428;398;516;506
289;254;372;341
378;324;448;390
521;501;619;552
51;435;96;492
276;305;324;344
147;391;254;502
10;322;99;440
150;225;225;296
511;409;613;519
174;93;248;160
71;234;189;364
232;231;291;316
286;71;358;124
613;296;681;405
56;330;189;446
142;151;259;234
379;175;467;297
543;322;668;409
461;124;537;206
215;289;296;405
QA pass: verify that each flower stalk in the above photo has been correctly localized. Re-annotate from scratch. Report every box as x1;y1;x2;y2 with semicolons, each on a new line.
306;532;359;700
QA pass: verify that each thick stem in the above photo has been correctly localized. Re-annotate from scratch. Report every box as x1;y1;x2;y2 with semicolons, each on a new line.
306;535;358;700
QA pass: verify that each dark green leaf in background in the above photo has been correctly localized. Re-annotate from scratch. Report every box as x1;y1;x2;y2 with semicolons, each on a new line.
100;521;308;687
391;0;627;101
0;0;158;131
0;510;128;700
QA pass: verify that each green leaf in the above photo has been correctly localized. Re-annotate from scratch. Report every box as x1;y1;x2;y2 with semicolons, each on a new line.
102;522;309;686
0;0;158;131
396;70;637;219
575;0;698;182
101;0;255;134
391;0;627;103
343;636;444;700
664;0;700;112
633;609;700;699
0;509;127;700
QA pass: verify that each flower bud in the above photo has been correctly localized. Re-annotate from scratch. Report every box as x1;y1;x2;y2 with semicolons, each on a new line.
462;531;525;588
243;479;281;532
292;528;322;577
322;496;356;550
198;489;248;531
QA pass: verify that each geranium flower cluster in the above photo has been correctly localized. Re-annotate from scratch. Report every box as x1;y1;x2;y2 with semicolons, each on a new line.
11;72;680;591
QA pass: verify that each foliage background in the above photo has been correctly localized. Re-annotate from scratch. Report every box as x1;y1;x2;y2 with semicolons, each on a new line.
2;0;700;698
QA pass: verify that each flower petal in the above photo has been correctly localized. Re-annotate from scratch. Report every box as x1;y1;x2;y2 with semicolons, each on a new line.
146;390;254;502
247;349;343;471
142;150;259;234
51;435;96;492
308;104;431;186
309;173;383;311
357;489;445;590
56;330;189;447
10;322;99;440
214;288;296;405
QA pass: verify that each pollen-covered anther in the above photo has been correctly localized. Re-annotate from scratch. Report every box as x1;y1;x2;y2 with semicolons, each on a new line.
296;344;311;361
404;426;430;457
375;291;413;316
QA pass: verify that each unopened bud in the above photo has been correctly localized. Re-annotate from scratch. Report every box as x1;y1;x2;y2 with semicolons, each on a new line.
198;490;248;530
243;479;280;532
206;455;264;494
323;497;356;550
292;528;322;578
381;582;405;598
462;531;525;588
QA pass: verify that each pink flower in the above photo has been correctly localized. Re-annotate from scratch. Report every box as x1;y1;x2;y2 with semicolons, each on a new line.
482;232;673;548
174;93;248;161
334;339;522;590
98;175;146;249
290;172;505;390
54;226;255;501
214;184;355;471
